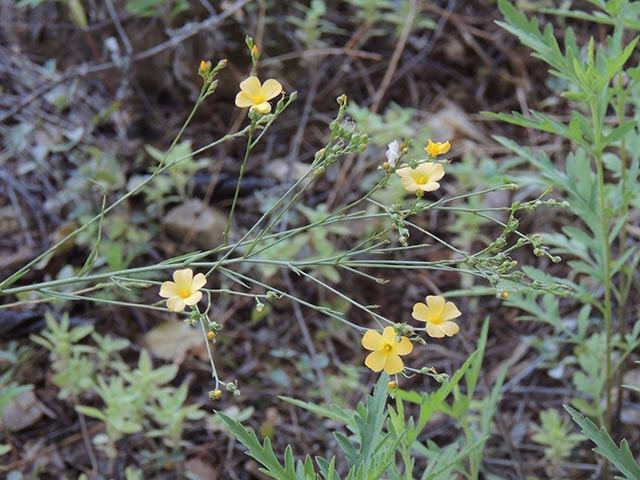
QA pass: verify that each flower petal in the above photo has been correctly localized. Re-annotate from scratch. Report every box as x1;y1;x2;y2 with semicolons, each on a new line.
429;163;445;181
441;301;461;321
167;296;186;312
394;336;413;355
173;269;194;288
362;330;383;351
425;322;445;338
252;102;272;114
364;350;386;372
381;326;397;343
425;140;451;156
411;302;429;322
183;291;203;306
396;166;412;177
383;353;404;375
191;273;207;291
239;76;261;96
159;281;179;298
426;296;445;316
399;175;418;192
260;79;283;100
439;321;460;337
419;181;440;192
386;140;399;166
415;162;433;175
235;92;254;108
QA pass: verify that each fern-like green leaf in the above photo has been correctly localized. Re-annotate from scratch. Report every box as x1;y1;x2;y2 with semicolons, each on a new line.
216;411;300;480
565;406;640;480
353;374;389;468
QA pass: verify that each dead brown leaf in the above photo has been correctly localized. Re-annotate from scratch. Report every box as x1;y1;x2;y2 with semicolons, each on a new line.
144;320;208;364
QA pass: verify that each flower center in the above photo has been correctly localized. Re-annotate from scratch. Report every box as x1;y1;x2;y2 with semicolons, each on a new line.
428;313;443;325
179;288;192;299
250;92;266;104
415;174;428;184
382;343;394;353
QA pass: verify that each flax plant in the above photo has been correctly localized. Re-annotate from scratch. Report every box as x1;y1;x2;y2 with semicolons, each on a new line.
1;36;556;476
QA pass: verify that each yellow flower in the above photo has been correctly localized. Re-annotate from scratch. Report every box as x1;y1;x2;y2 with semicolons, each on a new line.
362;326;413;375
235;76;283;114
159;268;207;312
412;295;461;338
396;162;445;192
425;140;451;156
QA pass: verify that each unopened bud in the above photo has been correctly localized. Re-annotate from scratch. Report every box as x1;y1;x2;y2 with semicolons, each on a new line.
198;60;211;77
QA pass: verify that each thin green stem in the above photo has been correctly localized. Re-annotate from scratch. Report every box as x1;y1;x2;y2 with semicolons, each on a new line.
198;312;220;389
219;266;366;331
591;100;613;434
224;122;255;244
290;265;390;327
612;71;631;437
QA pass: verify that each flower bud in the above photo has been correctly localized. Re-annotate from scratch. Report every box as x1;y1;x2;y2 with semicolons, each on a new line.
198;60;211;77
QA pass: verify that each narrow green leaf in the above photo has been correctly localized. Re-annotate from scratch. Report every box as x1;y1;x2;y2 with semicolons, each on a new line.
67;0;87;28
302;455;317;479
0;383;33;410
333;431;357;463
465;318;489;398
604;121;636;145
316;456;339;480
280;396;352;425
422;437;489;480
75;405;107;421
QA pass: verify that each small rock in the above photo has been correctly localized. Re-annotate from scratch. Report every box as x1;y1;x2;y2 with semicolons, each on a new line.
0;389;44;432
162;199;229;250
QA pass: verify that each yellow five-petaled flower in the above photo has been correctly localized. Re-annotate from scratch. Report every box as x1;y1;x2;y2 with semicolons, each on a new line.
362;326;413;375
425;139;451;157
411;295;461;338
159;268;207;312
235;76;283;114
396;162;445;193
